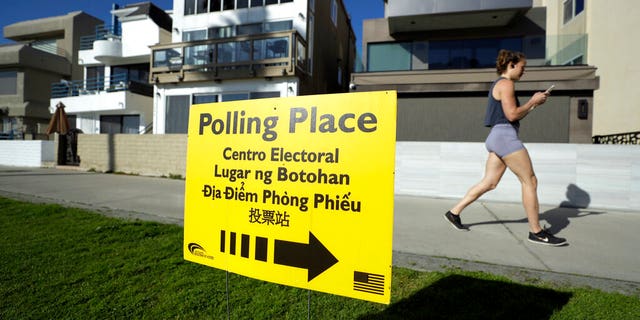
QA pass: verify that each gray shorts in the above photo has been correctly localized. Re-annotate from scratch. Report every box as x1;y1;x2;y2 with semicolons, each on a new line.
485;124;525;158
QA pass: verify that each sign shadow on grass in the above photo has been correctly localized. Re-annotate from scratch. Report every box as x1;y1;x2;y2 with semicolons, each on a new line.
466;184;605;235
358;274;572;320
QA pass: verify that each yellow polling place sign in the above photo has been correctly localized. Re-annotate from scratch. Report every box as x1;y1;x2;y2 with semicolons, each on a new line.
183;91;396;304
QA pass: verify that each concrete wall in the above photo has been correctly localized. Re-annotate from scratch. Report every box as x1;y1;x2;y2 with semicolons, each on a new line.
76;134;187;177
0;140;54;167
396;142;640;212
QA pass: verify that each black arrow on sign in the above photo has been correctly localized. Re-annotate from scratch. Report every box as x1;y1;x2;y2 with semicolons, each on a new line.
274;232;338;282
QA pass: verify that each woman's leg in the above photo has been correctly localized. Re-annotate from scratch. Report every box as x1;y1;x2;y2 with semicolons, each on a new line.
502;148;542;233
450;152;507;215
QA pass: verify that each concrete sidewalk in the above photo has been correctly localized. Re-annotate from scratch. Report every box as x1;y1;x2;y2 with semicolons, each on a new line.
1;165;638;295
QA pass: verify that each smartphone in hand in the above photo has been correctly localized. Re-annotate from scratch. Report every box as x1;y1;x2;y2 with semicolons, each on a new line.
545;84;555;94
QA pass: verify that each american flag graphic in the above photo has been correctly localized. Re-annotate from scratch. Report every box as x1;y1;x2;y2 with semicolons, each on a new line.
353;271;385;295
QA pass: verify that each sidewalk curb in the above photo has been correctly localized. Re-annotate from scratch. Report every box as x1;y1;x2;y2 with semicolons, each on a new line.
394;251;640;297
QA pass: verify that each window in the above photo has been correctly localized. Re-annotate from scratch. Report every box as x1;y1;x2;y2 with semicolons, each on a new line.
251;0;263;7
100;115;140;134
367;38;524;71
250;92;280;99
165;95;190;133
429;38;522;70
31;39;58;55
222;0;234;10
183;30;207;42
563;0;584;24
197;0;208;14
265;0;278;5
111;64;149;83
237;0;248;8
185;0;195;15
221;93;249;101
0;72;17;95
367;42;412;71
209;26;235;39
86;66;105;91
193;94;218;104
237;23;262;36
330;0;338;27
265;20;292;32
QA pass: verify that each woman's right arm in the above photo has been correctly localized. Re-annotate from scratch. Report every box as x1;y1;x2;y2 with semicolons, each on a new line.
496;80;548;122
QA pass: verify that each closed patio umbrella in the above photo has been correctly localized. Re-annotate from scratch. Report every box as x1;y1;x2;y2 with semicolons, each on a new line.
46;102;70;135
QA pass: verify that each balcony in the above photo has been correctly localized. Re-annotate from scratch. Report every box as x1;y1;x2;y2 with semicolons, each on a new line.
150;30;307;84
51;73;151;98
79;24;121;50
50;73;153;115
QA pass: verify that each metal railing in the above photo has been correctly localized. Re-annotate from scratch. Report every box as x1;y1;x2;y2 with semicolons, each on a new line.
592;131;640;144
79;24;122;50
150;30;307;83
52;73;131;98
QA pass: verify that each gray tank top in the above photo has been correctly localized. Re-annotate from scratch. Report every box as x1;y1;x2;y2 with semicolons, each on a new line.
483;78;520;128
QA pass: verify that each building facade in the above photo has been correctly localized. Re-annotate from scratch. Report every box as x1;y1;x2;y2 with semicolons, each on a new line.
351;0;605;143
544;0;640;140
1;12;102;139
150;0;355;134
49;2;172;135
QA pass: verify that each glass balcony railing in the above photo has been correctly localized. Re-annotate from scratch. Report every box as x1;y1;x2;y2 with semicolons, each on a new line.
150;30;307;83
51;73;151;98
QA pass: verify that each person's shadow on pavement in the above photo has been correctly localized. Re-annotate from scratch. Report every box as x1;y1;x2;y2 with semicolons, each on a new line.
467;184;605;234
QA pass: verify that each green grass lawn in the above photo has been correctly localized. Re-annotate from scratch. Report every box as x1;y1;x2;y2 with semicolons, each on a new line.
1;196;638;319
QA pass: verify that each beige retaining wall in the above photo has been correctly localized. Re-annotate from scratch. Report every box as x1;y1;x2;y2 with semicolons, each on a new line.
77;134;187;178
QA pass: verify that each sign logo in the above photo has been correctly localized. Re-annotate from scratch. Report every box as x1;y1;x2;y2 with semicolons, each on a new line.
183;91;397;304
187;243;214;260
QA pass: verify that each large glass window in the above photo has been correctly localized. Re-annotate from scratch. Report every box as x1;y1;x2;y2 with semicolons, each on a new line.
429;38;521;69
367;38;525;71
100;115;139;134
251;0;263;7
367;42;411;71
111;64;149;83
0;72;17;95
165;95;190;133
